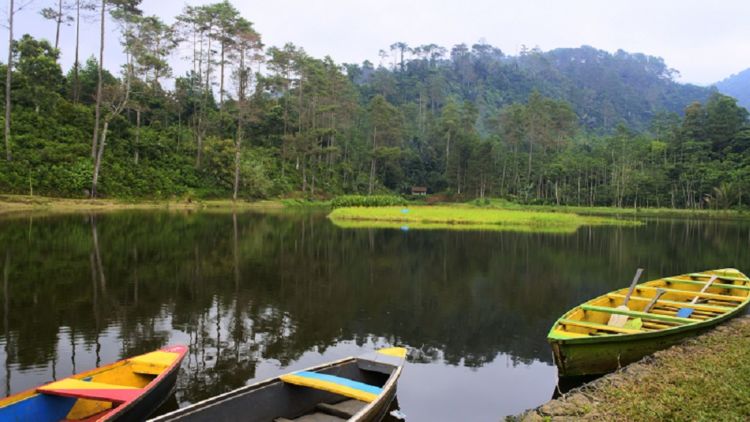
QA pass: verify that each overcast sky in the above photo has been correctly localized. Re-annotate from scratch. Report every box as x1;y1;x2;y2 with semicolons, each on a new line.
3;0;749;85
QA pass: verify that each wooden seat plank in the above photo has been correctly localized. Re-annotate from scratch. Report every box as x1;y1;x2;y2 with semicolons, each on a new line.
606;294;732;313
688;273;750;282
38;379;141;403
580;304;695;324
663;278;750;291
636;286;746;302
280;372;382;403
558;318;643;334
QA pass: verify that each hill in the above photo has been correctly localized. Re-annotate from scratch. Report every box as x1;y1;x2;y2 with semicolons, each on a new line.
715;68;750;110
348;45;713;131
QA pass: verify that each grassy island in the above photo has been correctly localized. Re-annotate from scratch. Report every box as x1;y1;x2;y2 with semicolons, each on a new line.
328;205;640;233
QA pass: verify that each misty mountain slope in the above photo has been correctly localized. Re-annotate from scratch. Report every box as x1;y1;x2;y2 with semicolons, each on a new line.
716;68;750;110
352;45;714;131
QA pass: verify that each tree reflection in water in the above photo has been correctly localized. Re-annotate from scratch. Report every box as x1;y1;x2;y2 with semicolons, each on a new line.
0;211;748;417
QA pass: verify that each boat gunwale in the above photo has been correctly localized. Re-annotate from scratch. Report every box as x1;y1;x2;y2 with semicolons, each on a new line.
547;270;750;345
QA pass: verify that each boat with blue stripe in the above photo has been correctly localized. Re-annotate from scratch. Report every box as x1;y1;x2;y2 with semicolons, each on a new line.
151;347;408;422
0;345;187;421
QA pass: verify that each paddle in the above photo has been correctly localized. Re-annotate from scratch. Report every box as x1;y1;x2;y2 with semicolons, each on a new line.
676;275;717;318
608;268;644;328
624;288;666;330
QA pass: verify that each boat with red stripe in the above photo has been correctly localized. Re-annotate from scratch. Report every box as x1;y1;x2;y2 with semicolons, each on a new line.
0;345;187;421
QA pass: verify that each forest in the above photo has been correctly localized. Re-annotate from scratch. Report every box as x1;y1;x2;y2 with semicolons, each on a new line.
1;0;749;209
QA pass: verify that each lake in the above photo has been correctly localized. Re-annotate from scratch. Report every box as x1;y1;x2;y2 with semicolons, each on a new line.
1;210;749;420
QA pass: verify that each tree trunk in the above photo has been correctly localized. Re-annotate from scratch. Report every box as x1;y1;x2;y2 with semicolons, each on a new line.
368;158;376;195
73;0;81;102
91;120;109;198
4;0;13;161
54;0;62;51
134;108;140;165
219;40;225;106
233;124;240;200
92;0;105;159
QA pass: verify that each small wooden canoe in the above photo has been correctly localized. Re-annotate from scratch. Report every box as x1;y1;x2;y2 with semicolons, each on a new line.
151;347;408;422
0;345;187;421
548;268;750;377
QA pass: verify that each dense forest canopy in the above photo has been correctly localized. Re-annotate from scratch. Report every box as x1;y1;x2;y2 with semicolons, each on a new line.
0;0;748;209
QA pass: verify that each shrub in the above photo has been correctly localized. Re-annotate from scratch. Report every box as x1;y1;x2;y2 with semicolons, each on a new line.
330;195;407;208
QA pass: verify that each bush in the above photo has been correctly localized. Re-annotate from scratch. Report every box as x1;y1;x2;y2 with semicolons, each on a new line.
330;195;407;208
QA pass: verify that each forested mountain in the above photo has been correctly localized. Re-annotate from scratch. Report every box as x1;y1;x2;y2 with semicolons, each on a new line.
0;1;748;209
348;45;712;131
716;68;750;110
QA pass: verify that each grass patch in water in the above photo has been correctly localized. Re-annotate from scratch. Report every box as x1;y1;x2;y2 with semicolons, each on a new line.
328;205;639;232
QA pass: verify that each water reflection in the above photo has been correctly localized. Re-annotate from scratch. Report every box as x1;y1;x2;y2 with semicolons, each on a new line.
0;211;749;420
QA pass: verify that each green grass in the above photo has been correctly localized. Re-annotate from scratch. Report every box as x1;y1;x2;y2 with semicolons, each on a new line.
583;318;750;421
468;198;750;220
328;205;640;233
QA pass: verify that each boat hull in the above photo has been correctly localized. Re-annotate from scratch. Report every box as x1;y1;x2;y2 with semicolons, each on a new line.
551;304;748;377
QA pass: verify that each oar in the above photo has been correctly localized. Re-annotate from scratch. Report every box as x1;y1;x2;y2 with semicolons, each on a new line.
624;288;665;330
676;275;717;318
608;268;644;328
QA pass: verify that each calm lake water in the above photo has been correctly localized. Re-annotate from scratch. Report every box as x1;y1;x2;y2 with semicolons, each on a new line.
1;210;749;421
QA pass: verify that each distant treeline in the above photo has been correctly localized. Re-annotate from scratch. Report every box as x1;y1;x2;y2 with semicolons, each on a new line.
0;1;748;208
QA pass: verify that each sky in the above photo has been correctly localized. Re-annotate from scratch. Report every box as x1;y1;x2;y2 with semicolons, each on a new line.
2;0;750;86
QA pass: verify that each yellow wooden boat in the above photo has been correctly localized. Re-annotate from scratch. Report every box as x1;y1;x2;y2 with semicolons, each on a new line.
548;268;750;377
0;345;187;421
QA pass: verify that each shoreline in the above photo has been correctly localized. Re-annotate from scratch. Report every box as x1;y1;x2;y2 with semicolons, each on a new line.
514;315;750;421
0;194;290;215
1;194;748;221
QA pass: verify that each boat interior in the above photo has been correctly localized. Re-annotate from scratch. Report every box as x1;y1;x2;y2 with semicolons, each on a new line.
552;271;750;337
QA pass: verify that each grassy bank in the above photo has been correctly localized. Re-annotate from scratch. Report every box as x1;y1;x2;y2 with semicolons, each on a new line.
518;315;750;421
471;198;750;220
328;205;640;233
0;194;290;215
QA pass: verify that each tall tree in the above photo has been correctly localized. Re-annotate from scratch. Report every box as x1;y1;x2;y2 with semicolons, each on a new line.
4;0;15;161
230;17;262;200
367;95;402;194
71;0;97;103
91;0;141;159
39;0;73;52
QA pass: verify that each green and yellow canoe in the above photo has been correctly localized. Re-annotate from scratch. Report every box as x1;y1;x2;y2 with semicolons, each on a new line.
548;268;750;377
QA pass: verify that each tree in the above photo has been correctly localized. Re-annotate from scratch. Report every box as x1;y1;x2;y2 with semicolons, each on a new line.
91;79;129;197
71;0;98;103
4;0;15;161
367;95;402;194
230;17;262;200
209;1;241;106
91;0;142;159
12;35;64;113
39;0;74;51
90;0;141;197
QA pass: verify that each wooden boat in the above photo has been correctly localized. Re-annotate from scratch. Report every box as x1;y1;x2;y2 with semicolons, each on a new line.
548;268;750;377
151;347;408;422
0;345;187;421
